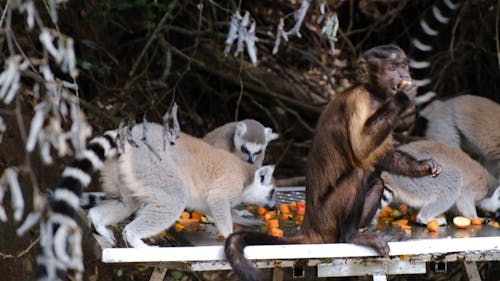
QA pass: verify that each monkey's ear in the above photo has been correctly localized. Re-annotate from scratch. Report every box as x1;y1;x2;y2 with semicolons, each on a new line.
356;58;368;84
256;165;275;185
235;122;247;137
264;128;279;143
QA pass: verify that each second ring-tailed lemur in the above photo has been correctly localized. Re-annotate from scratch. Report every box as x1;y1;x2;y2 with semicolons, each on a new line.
421;95;500;180
202;119;279;226
378;140;500;225
203;119;279;167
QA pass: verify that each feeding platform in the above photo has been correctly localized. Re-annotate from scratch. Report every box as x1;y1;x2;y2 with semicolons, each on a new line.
82;187;500;281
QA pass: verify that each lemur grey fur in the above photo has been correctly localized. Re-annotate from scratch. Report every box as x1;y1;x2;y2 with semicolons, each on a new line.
378;140;500;225
421;95;500;180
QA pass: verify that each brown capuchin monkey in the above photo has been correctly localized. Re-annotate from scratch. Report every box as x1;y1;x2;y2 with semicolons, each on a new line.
224;44;442;281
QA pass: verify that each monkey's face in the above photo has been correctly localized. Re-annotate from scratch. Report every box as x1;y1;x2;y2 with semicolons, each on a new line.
379;53;411;96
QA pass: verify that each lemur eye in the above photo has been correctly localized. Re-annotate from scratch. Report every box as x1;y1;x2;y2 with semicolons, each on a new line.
241;146;249;154
255;150;262;155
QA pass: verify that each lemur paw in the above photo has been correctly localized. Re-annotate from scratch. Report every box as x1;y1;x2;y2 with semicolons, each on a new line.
95;225;116;246
233;209;254;217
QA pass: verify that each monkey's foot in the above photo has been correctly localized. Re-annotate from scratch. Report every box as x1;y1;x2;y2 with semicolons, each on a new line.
352;231;390;256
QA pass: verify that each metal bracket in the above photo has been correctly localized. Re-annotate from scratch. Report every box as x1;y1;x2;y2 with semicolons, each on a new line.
432;261;447;273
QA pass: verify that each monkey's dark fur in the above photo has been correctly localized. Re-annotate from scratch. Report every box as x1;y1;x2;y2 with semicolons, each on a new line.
224;45;441;281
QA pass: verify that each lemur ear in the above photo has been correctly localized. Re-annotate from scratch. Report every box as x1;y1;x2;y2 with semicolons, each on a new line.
256;165;275;185
264;128;279;143
355;58;368;84
235;122;247;137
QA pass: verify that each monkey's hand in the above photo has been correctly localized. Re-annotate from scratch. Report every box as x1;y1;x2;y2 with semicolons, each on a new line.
397;80;418;101
419;159;442;177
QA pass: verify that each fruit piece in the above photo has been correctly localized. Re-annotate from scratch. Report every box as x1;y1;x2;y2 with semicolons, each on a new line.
427;220;439;232
269;228;284;237
177;218;200;231
397;80;411;89
260;225;268;232
296;201;306;215
280;213;293;220
175;223;185;232
267;219;279;229
279;203;290;214
245;205;255;212
453;216;471;229
390;209;402;219
381;206;394;213
399;224;412;230
190;211;203;220
488;220;500;228
378;210;390;218
471;218;483;225
398;204;408;214
263;212;273;221
180;211;190;219
257;207;268;216
392;219;408;227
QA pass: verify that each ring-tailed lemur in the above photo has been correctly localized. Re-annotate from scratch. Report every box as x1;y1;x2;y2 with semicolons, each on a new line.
203;119;279;167
408;0;461;105
39;122;276;280
421;95;500;180
377;140;500;225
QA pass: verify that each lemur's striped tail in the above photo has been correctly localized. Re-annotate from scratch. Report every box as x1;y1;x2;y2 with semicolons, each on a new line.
37;132;118;281
409;0;461;105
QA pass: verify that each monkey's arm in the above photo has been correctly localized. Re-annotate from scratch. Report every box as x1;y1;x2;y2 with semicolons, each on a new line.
377;149;441;177
350;92;410;159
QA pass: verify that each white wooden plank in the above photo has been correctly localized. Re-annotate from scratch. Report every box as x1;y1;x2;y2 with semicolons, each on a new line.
102;236;500;263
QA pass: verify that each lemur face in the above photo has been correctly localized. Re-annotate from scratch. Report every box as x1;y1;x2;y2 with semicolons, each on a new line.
238;142;264;164
241;165;276;209
234;121;278;166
